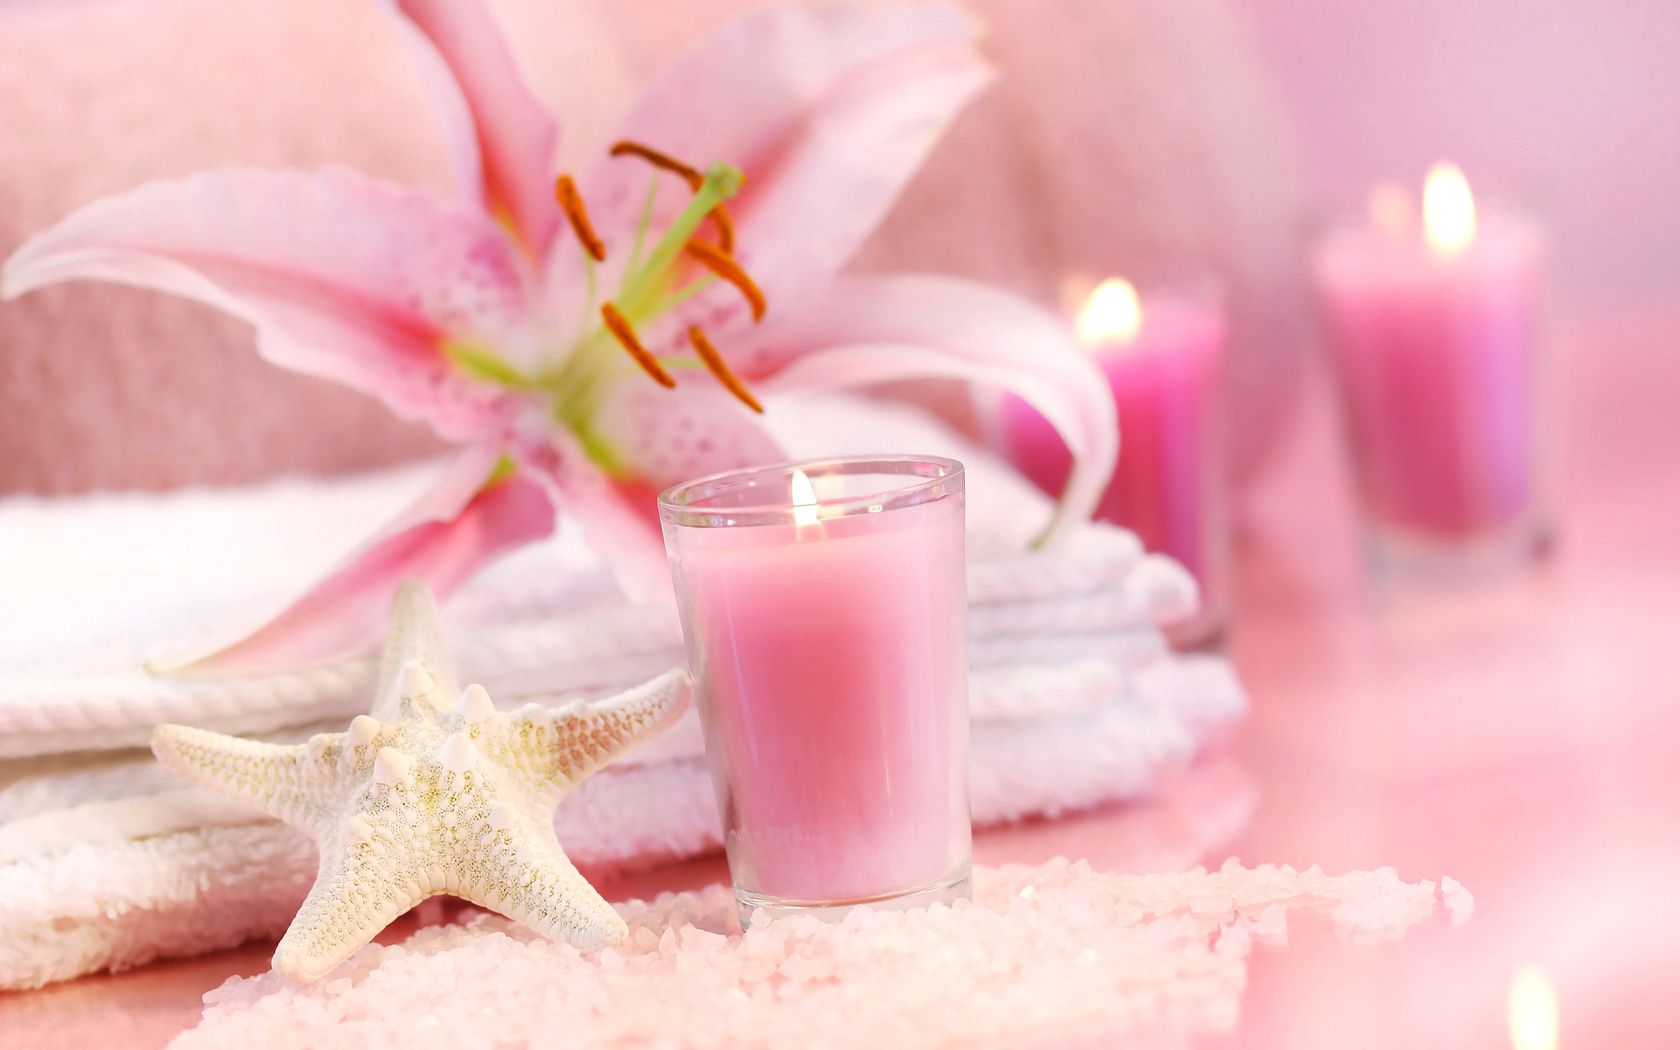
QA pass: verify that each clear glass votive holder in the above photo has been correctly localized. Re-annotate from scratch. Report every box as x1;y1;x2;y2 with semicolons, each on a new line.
1310;203;1552;579
658;456;972;924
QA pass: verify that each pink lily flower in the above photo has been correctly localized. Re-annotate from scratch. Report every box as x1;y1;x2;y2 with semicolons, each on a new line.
2;0;1115;672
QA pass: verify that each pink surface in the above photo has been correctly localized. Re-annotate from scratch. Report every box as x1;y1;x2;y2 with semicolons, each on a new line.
1312;213;1547;542
667;490;968;902
1000;295;1230;639
4;303;1678;1044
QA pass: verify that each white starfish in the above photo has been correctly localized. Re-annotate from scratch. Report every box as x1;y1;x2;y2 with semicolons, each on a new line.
152;581;691;983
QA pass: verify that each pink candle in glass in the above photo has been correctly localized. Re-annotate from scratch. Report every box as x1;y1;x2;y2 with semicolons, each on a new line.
1311;164;1548;570
659;457;970;919
996;278;1229;645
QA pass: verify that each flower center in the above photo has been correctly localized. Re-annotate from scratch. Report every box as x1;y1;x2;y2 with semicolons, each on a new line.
545;142;769;421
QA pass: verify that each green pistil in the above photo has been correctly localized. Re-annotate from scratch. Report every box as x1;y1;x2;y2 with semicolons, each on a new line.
620;163;743;316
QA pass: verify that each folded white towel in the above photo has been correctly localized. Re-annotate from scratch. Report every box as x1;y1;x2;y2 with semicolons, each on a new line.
0;657;1242;991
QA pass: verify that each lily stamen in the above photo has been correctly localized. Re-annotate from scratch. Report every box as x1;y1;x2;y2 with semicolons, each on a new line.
684;240;766;321
555;174;607;262
600;302;676;388
609;140;701;186
703;199;736;255
688;326;763;414
610;139;735;253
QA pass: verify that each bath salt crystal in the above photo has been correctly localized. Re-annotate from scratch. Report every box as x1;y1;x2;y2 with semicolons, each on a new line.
1251;904;1288;944
1439;876;1474;926
1215;925;1251;956
173;859;1465;1050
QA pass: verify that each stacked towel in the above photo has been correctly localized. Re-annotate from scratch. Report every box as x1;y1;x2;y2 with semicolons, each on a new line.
0;398;1244;990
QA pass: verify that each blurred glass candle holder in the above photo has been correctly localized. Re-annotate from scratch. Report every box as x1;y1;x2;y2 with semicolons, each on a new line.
995;275;1231;648
1310;164;1550;577
659;456;972;923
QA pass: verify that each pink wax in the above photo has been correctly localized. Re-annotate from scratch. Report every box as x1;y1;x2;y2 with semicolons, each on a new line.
997;292;1229;642
661;461;970;907
1311;212;1547;549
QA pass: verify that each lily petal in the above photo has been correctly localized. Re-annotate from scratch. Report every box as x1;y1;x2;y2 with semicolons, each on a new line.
389;0;561;260
510;431;670;605
162;445;555;674
518;386;785;601
577;382;786;497
2;167;527;440
738;274;1119;542
580;2;990;320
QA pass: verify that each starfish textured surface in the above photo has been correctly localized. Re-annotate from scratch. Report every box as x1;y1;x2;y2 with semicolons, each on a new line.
152;581;692;983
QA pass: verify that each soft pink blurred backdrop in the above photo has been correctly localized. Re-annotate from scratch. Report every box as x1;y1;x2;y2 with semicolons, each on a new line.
1245;0;1680;308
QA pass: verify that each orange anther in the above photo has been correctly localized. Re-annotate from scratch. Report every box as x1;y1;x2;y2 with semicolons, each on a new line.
685;240;766;322
610;140;702;187
707;203;736;255
555;174;606;262
600;303;675;388
687;326;763;414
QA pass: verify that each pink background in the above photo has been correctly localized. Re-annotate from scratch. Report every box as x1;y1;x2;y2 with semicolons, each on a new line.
4;1;1677;496
1245;0;1680;308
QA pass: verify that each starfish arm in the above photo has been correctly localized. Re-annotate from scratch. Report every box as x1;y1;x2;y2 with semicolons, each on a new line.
454;829;626;950
374;580;460;713
473;670;691;798
273;841;430;983
548;669;694;781
151;725;343;830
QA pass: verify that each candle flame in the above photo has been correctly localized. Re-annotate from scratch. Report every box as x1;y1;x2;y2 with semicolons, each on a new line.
1424;162;1477;255
1367;181;1416;238
791;468;820;527
1075;278;1143;346
1507;966;1559;1050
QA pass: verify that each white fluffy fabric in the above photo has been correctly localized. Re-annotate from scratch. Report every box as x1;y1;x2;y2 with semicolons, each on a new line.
0;398;1245;989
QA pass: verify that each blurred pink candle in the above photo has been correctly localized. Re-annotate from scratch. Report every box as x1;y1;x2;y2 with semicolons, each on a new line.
660;458;971;916
998;278;1229;644
1311;164;1548;568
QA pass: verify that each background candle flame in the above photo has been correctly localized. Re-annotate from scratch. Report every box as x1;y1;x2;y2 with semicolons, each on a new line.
791;468;820;527
1507;966;1559;1050
1424;162;1477;255
1075;278;1143;346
